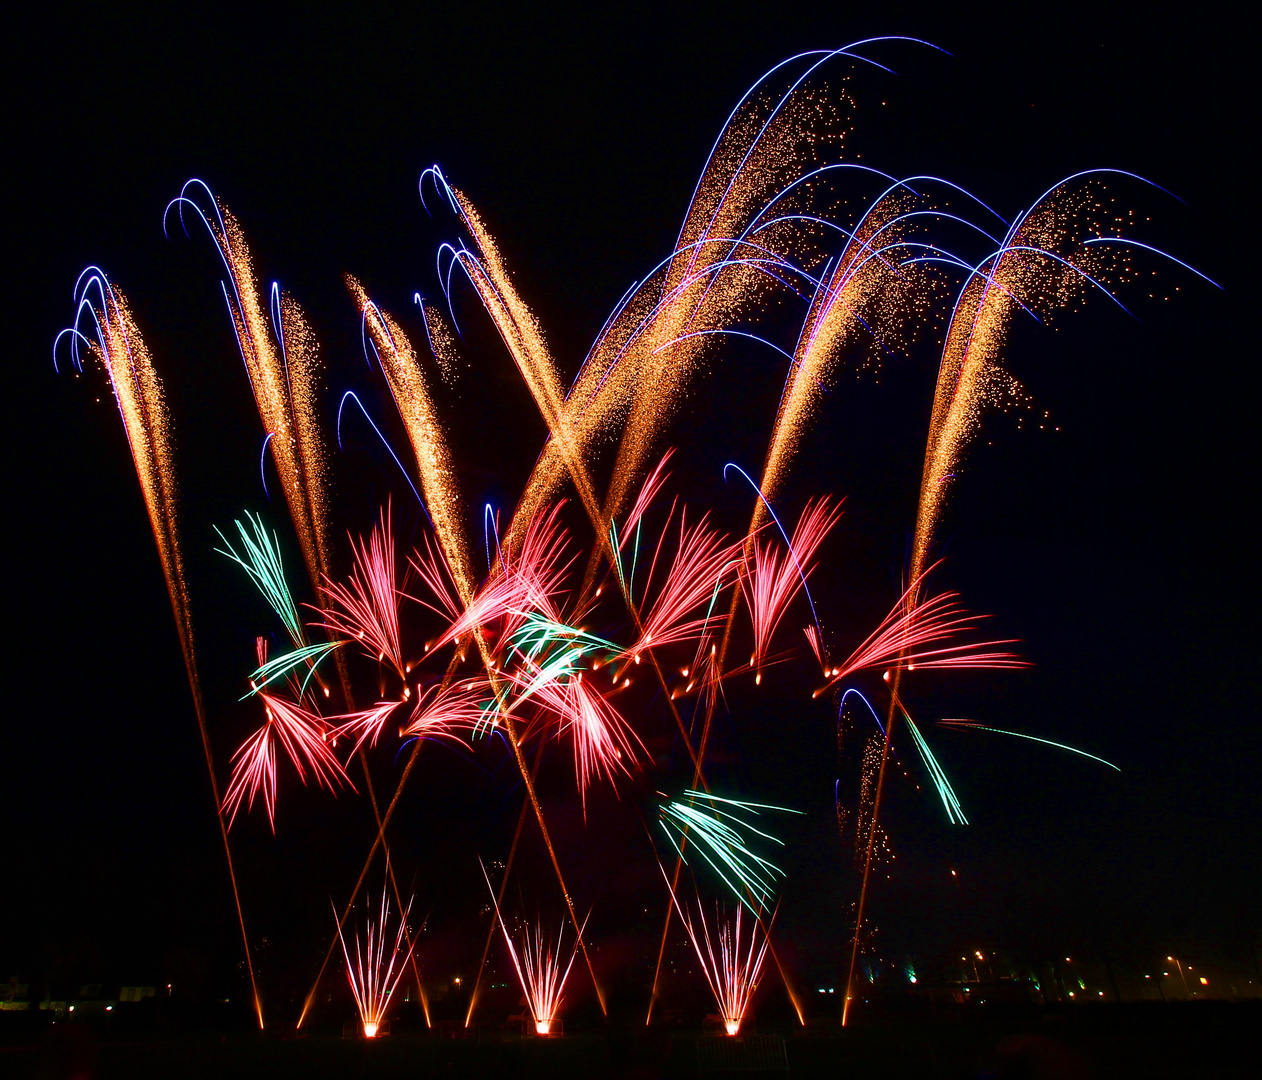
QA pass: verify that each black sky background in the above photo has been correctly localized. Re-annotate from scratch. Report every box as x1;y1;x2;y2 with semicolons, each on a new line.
5;1;1255;1016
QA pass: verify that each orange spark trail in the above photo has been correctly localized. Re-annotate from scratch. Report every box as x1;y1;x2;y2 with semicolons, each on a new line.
349;278;476;604
844;178;1134;1026
192;204;333;598
452;73;842;569
73;278;265;1029
754;191;927;520
598;72;854;538
447;191;606;538
912;178;1132;583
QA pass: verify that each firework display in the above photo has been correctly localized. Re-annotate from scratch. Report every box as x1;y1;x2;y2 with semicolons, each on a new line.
53;39;1209;1038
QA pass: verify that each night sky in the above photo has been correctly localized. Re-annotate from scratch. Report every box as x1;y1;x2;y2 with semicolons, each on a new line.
7;2;1254;1017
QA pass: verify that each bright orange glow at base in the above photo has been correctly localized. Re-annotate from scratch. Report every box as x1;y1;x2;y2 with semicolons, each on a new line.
362;1022;379;1038
535;1020;551;1035
724;1019;740;1036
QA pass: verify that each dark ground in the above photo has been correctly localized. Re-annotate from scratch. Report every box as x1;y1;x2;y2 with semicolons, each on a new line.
3;1002;1256;1079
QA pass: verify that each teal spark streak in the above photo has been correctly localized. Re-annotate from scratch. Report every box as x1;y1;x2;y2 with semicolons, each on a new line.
471;683;511;740
659;791;802;913
607;518;643;604
242;639;344;699
903;709;967;825
215;512;304;646
494;614;620;723
470;614;620;736
608;522;627;596
698;562;737;638
508;612;619;664
511;644;586;705
629;518;642;603
942;722;1120;771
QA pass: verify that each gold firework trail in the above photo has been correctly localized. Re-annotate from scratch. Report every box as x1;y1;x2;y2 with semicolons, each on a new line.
844;171;1159;1025
57;271;265;1029
434;183;606;542
349;278;475;604
754;186;937;518
165;183;332;599
598;47;862;532
908;170;1183;581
